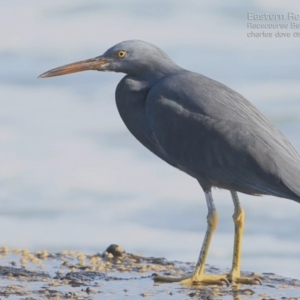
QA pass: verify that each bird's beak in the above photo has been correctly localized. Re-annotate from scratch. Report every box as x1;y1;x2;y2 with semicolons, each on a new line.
38;56;110;78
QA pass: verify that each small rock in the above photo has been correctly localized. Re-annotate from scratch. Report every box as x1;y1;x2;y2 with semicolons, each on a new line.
105;244;125;257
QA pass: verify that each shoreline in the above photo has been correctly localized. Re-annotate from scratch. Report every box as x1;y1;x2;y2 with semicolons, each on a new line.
0;245;299;299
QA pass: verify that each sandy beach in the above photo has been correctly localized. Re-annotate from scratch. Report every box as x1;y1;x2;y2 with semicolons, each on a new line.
0;245;299;300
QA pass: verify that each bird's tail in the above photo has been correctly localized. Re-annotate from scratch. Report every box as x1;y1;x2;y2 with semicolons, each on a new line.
278;157;300;203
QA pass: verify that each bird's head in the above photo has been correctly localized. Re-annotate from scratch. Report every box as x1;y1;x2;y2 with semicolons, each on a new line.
39;40;178;80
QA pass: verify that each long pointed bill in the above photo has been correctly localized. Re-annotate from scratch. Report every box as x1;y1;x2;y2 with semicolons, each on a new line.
38;57;110;78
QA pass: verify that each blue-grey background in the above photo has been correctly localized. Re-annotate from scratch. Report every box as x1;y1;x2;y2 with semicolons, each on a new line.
0;1;300;278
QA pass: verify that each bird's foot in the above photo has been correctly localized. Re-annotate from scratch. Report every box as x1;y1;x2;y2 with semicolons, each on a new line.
152;273;230;286
152;272;262;286
228;273;262;285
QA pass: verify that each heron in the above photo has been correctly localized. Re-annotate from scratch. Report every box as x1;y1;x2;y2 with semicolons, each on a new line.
39;40;300;286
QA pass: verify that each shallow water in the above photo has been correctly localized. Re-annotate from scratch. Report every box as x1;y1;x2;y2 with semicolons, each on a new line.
0;247;299;300
0;1;300;280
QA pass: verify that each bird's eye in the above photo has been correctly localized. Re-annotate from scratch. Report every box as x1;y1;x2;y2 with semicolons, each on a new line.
118;50;127;58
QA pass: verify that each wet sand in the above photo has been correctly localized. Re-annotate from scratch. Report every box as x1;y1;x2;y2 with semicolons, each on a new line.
0;245;299;300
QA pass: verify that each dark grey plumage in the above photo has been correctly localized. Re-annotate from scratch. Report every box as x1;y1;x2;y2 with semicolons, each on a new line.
113;40;300;202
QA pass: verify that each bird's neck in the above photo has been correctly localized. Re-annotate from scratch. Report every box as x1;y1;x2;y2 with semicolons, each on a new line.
146;63;182;83
128;59;182;85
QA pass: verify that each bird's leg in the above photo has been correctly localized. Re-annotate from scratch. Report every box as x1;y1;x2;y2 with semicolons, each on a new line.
228;191;261;285
153;190;228;286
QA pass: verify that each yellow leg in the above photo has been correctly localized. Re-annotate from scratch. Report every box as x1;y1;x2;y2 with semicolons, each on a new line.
153;190;261;286
153;190;229;286
228;191;261;285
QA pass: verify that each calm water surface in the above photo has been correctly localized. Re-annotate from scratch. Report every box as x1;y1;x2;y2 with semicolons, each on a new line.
0;1;300;279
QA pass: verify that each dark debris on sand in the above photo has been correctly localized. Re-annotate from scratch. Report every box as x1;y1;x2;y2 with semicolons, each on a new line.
0;245;299;300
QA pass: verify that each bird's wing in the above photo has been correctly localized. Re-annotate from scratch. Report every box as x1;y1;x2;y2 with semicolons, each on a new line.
145;71;300;200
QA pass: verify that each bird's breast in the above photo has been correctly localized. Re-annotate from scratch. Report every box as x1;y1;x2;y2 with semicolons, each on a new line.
115;76;171;163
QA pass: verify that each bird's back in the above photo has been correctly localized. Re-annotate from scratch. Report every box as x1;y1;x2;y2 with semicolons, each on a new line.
145;71;300;202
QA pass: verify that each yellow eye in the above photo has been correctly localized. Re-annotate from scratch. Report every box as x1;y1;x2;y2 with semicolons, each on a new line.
118;50;127;58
